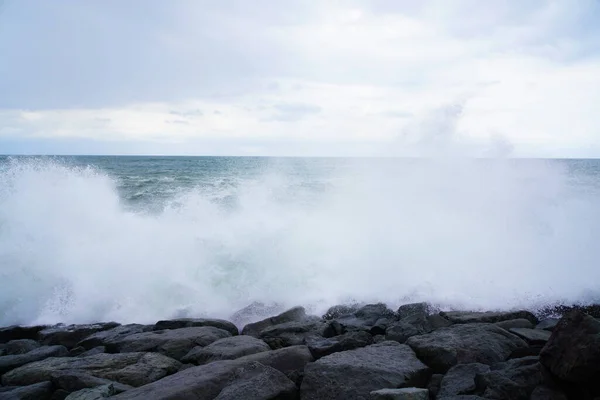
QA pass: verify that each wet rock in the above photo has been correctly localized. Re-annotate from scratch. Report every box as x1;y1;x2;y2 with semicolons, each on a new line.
406;323;527;373
436;396;486;400
0;345;69;375
427;374;443;399
438;363;490;397
1;352;181;388
76;325;152;350
51;371;133;393
111;361;296;400
101;326;231;361
373;335;386;344
153;318;238;336
323;304;362;320
306;330;373;359
300;341;430;400
78;346;106;357
230;302;284;328
529;385;567;400
335;303;397;334
495;319;534;331
540;310;600;385
2;339;40;355
241;306;309;337
235;345;313;382
181;335;270;365
38;323;120;349
508;328;551;345
397;302;433;320
386;314;451;344
440;311;538;325
535;318;559;331
508;345;544;359
259;320;326;349
0;382;53;400
370;388;429;400
475;356;541;400
0;326;47;344
64;384;115;400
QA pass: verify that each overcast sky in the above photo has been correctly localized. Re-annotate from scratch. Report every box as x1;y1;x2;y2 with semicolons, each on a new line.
1;0;599;156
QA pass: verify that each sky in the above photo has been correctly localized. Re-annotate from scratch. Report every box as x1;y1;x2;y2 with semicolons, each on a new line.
1;0;599;157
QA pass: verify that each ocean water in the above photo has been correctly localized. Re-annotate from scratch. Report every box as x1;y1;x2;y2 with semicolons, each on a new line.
1;155;600;326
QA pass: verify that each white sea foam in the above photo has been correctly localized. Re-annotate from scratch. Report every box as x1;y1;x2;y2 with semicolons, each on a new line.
1;157;600;326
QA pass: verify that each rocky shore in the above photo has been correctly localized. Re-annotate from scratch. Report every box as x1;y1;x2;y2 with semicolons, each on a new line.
1;303;599;400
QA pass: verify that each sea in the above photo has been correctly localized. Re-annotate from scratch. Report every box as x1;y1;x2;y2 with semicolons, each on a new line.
1;155;600;326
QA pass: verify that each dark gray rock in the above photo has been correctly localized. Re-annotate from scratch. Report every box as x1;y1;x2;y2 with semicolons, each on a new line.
111;360;296;400
323;304;362;320
78;346;106;357
153;318;238;336
0;382;53;400
437;397;486;400
535;318;559;332
0;345;69;375
101;326;231;360
241;306;309;337
2;340;40;355
335;303;397;335
306;330;373;359
475;356;541;400
370;388;429;399
38;323;120;349
386;314;451;344
427;374;443;399
1;352;181;388
0;326;46;344
373;335;386;344
508;328;551;345
440;311;538;325
235;345;313;382
51;371;133;393
397;302;434;320
438;363;490;397
64;384;115;400
259;320;326;349
540;310;600;385
529;385;567;400
181;335;270;365
300;341;430;400
76;325;152;350
495;319;534;331
406;323;527;373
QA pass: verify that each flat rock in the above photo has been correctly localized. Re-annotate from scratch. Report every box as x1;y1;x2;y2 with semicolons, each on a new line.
235;345;313;382
406;323;527;373
38;323;120;349
306;330;373;359
370;388;429;400
495;319;534;331
508;328;551;345
76;325;152;350
101;326;232;360
64;384;115;400
259;320;326;349
0;325;46;344
241;306;308;337
535;318;559;332
438;363;490;397
440;311;538;325
0;381;53;400
540;310;600;384
300;341;430;400
51;371;133;393
153;318;238;336
0;345;69;375
111;360;296;400
2;339;41;355
1;352;181;387
475;356;541;400
181;335;270;365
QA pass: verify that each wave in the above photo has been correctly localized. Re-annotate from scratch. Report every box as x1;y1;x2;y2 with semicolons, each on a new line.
1;157;600;326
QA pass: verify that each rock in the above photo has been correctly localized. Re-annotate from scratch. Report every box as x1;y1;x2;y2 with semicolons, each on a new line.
427;374;444;399
306;330;373;359
540;303;600;319
300;341;430;400
475;356;541;400
2;339;41;355
535;318;559;331
64;384;115;400
51;389;70;400
76;325;152;350
397;302;433;320
370;388;429;400
540;310;600;384
68;347;87;357
440;311;538;325
38;323;120;349
508;345;544;359
1;352;181;387
78;347;106;357
508;328;551;345
406;323;527;373
229;302;284;327
438;363;490;397
0;326;46;344
111;360;296;400
529;385;567;400
51;371;133;393
241;306;309;337
100;326;232;361
373;335;386;344
0;382;53;399
235;345;313;382
335;303;397;334
0;345;69;375
259;320;326;349
495;319;534;331
386;314;451;344
437;397;486;400
323;304;362;320
181;335;270;365
153;318;238;336
323;320;344;338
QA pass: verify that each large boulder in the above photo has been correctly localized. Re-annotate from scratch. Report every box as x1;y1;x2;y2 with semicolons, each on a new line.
0;382;53;400
2;339;41;355
508;328;551;345
38;323;120;349
474;356;542;400
181;335;270;365
0;345;68;375
386;313;451;344
235;345;313;382
1;352;181;387
535;318;559;332
440;311;538;325
334;303;397;335
306;330;373;359
539;310;600;385
0;325;46;344
111;361;297;400
241;306;309;337
300;341;430;400
438;363;490;397
370;388;429;400
76;325;152;350
153;318;238;336
259;320;326;349
51;371;133;393
64;384;115;400
495;319;534;331
406;323;527;373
